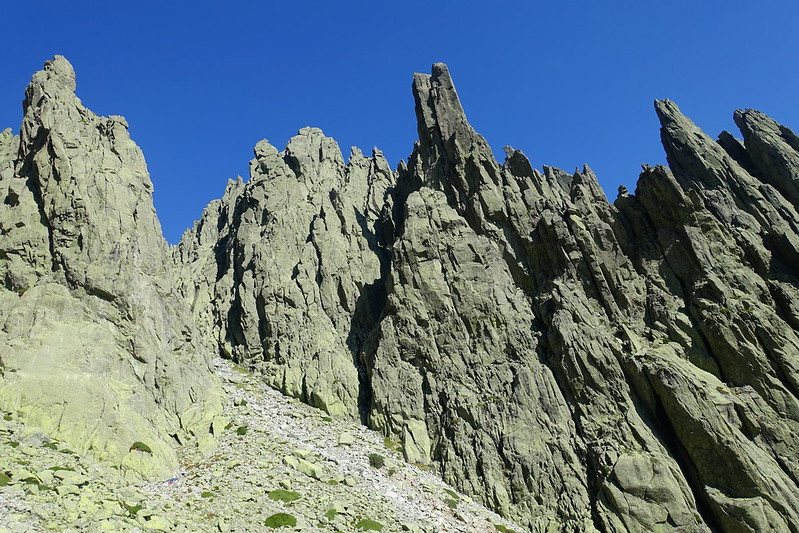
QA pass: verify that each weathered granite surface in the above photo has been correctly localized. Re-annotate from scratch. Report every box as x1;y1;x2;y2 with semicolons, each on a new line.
174;130;395;418
177;63;799;531
3;56;798;531
0;57;223;481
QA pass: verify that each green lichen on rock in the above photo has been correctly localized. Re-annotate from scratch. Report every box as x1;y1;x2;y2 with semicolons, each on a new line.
0;56;223;483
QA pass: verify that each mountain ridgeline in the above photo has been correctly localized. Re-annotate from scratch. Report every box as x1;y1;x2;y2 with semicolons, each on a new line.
3;57;799;532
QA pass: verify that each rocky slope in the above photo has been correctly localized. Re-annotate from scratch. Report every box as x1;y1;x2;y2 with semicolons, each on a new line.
0;357;524;532
176;64;799;532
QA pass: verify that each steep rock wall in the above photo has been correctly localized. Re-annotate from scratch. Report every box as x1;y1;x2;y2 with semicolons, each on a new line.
176;63;799;531
0;57;223;481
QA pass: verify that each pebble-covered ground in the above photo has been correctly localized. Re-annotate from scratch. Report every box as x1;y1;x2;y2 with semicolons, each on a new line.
0;359;526;532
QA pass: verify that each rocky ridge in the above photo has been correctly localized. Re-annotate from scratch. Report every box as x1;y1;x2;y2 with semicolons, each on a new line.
1;56;798;532
176;64;799;532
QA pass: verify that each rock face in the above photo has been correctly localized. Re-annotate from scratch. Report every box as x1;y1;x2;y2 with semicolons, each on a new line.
174;130;394;418
176;63;799;531
3;56;799;531
0;56;222;481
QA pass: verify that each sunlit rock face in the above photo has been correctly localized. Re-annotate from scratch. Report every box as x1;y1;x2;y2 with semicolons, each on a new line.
178;62;799;531
3;55;798;531
0;56;223;481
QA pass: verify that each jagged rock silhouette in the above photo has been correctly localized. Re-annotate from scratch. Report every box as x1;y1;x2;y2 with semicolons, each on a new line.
3;57;799;532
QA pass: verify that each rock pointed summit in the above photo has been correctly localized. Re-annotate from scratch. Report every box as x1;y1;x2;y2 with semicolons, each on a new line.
1;56;222;481
3;58;799;531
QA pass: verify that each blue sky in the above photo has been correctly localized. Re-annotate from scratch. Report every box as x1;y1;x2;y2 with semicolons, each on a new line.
1;1;797;243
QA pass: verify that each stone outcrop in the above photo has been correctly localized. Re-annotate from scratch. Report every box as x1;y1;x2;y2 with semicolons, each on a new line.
176;63;799;531
174;129;394;418
0;56;222;481
3;56;799;531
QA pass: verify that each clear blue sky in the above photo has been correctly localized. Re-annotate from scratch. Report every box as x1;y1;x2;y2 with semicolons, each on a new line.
2;1;797;243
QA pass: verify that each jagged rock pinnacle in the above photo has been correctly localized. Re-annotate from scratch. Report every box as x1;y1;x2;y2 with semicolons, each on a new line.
3;58;799;532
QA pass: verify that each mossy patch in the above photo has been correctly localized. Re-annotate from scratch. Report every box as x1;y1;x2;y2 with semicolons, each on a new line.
232;363;250;374
356;518;383;531
124;503;143;517
201;491;214;498
263;512;297;528
236;426;248;435
324;509;339;520
368;453;384;468
268;489;300;503
383;436;403;453
129;441;153;454
0;472;12;486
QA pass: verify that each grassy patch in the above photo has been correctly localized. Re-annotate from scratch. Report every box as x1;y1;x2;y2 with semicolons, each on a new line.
201;491;214;498
268;489;300;503
232;363;250;374
356;518;383;531
129;441;153;454
123;503;143;517
495;525;517;533
0;472;12;486
235;426;248;435
383;436;403;453
263;512;297;528
324;509;339;521
368;453;384;469
444;498;458;509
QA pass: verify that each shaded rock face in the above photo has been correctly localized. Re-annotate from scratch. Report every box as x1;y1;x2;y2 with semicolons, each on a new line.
177;63;799;532
0;56;222;481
